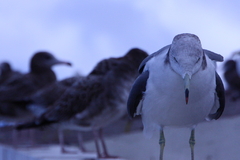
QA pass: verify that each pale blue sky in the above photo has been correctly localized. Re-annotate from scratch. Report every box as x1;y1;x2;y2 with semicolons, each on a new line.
0;0;239;79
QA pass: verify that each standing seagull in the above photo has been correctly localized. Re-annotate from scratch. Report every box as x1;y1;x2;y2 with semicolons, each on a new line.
127;33;225;160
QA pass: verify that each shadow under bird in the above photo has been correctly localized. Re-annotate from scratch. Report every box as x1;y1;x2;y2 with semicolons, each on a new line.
16;48;148;159
127;33;225;160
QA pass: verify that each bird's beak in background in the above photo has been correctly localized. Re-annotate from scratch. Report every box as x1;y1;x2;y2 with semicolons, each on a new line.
54;59;72;66
184;74;190;104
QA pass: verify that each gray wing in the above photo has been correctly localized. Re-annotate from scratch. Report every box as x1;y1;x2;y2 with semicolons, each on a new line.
204;50;224;62
208;72;225;120
139;45;170;73
127;70;149;118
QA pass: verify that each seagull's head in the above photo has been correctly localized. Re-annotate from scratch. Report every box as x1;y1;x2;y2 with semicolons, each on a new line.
169;33;204;104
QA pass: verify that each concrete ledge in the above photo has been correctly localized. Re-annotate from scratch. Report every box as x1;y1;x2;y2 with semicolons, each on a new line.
0;145;40;160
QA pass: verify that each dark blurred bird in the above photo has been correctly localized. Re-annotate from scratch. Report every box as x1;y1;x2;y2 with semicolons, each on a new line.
2;69;84;152
0;52;71;117
16;48;148;158
127;33;225;160
0;52;72;147
224;59;240;100
26;76;82;117
0;62;22;85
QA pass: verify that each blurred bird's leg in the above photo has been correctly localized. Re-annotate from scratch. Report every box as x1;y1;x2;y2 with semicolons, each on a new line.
159;129;165;160
22;129;34;147
29;129;37;146
93;129;101;158
12;129;18;148
98;128;111;158
58;128;66;153
93;128;118;158
77;131;87;152
58;129;77;154
124;119;133;133
12;129;28;147
189;129;195;160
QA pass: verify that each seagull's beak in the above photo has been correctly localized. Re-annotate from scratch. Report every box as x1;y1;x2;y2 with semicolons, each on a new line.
184;74;190;104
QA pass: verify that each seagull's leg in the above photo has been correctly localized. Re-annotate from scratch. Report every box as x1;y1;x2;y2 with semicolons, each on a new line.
159;129;165;160
189;129;195;160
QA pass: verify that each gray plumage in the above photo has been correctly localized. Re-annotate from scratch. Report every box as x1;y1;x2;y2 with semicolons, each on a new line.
27;76;83;117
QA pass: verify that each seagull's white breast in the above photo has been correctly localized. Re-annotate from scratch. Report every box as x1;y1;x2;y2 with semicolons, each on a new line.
141;53;216;137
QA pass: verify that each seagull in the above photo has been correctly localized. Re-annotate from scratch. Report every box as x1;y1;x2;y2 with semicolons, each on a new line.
127;33;225;160
16;48;148;159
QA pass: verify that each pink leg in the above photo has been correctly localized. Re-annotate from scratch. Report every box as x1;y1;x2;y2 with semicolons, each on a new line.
93;129;102;158
93;128;118;158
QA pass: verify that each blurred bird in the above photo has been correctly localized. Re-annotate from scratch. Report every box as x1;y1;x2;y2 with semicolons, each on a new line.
223;52;240;101
0;62;22;86
127;33;225;160
26;76;82;117
23;76;86;152
0;52;71;117
16;48;148;159
0;52;71;146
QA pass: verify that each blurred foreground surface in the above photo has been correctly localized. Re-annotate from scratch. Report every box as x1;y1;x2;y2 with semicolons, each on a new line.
0;94;240;160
